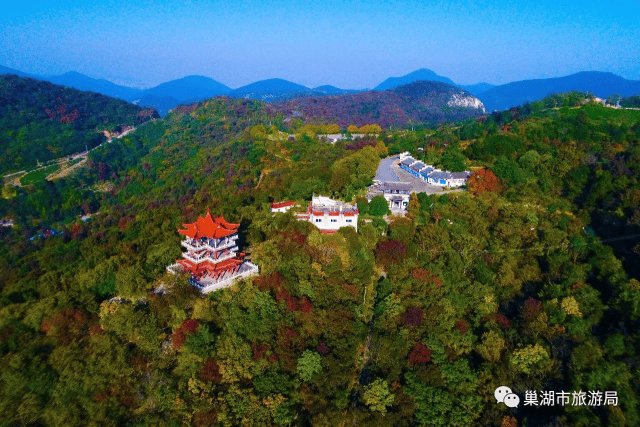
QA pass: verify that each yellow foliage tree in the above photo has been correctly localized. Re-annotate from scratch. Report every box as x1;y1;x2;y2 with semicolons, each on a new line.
347;125;359;134
561;296;583;317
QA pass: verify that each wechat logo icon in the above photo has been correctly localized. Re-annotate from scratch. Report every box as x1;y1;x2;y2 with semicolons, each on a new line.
495;386;520;408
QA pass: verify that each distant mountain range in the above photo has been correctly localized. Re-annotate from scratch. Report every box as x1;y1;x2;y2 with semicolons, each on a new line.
2;64;640;115
477;72;640;111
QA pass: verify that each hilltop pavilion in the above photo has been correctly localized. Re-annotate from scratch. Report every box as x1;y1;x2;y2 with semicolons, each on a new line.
167;209;259;293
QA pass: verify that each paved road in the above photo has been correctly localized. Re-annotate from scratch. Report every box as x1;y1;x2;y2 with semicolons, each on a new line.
374;156;401;182
393;163;448;195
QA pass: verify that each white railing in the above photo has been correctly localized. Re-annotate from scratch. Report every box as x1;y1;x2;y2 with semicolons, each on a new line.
182;251;237;265
199;263;260;293
181;236;238;252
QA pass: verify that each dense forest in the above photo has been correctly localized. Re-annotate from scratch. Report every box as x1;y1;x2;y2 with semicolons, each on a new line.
0;75;158;174
0;90;639;426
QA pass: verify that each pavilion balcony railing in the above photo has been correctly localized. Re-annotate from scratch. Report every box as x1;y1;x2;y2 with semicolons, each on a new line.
181;236;238;252
181;251;237;265
197;262;260;294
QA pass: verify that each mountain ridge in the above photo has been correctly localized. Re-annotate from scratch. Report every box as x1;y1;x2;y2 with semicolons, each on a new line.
477;71;640;111
3;65;640;115
274;80;485;128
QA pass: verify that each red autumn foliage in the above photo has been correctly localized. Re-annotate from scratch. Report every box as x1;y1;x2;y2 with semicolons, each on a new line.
282;230;306;246
172;319;200;348
494;313;511;329
297;297;312;313
255;272;285;292
93;391;110;402
339;283;358;299
41;308;90;343
375;239;408;266
286;295;298;312
277;326;305;352
194;410;218;427
402;306;424;326
468;169;503;195
411;268;443;287
317;342;329;355
276;287;312;313
455;319;469;334
501;416;518;427
522;297;543;320
198;359;222;383
252;342;269;360
118;216;133;231
408;342;431;366
71;223;83;239
346;139;377;150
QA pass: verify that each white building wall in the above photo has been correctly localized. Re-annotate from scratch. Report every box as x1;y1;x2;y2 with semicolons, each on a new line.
271;205;294;213
310;213;358;232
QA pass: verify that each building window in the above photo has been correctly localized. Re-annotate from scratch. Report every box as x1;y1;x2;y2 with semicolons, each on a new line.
346;219;352;223
315;219;322;223
331;219;337;222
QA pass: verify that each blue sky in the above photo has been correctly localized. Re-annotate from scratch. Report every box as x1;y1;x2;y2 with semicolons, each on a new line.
1;0;639;89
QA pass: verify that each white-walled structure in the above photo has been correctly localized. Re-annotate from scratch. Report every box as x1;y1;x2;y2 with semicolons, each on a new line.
383;182;411;211
297;195;358;233
271;201;296;213
399;156;471;188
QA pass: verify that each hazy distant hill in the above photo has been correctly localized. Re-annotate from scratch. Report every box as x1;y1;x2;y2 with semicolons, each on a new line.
478;71;640;111
461;82;495;95
133;75;232;115
312;85;362;95
141;75;231;102
375;68;456;91
275;80;485;128
229;78;316;101
46;71;143;101
0;65;33;78
0;74;157;174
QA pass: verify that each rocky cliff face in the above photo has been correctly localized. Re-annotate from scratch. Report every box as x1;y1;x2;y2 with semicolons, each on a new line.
448;93;486;112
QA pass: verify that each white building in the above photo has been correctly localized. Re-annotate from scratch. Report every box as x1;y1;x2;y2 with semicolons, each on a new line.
399;156;471;188
271;201;296;213
383;182;412;211
319;134;368;144
297;195;358;233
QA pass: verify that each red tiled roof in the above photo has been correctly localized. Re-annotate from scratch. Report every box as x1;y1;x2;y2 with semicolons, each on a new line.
178;209;239;239
320;230;337;234
271;201;295;209
177;257;243;274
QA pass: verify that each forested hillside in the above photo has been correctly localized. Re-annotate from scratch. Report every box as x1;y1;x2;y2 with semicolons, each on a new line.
0;75;158;174
0;93;639;426
275;81;485;128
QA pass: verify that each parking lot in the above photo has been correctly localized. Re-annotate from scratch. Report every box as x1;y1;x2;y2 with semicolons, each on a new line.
374;156;450;195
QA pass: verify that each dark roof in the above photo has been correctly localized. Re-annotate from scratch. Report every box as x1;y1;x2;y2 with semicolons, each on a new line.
384;182;412;192
429;171;452;180
420;167;434;175
400;158;415;166
411;161;427;170
450;172;471;179
390;195;405;202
